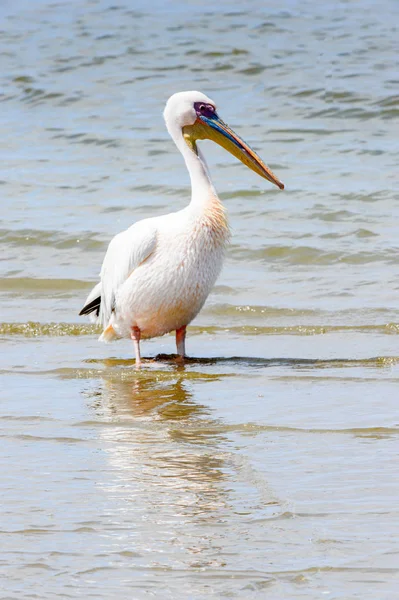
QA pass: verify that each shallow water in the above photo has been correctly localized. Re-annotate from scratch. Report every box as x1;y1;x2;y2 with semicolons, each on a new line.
1;0;399;598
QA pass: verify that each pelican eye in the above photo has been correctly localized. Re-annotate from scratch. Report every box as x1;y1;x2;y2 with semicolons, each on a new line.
194;102;216;119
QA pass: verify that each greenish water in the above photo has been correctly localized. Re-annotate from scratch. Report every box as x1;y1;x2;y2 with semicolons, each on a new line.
1;0;399;598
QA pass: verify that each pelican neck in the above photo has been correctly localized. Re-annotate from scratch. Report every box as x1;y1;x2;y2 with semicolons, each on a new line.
175;132;218;208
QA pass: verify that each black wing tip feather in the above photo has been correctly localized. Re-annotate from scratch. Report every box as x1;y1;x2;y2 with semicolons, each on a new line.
79;296;101;317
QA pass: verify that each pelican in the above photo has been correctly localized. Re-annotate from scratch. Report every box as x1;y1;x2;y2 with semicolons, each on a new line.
80;91;284;366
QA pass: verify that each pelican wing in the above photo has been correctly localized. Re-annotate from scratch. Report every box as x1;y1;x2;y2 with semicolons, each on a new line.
80;281;102;323
99;220;158;327
78;220;158;329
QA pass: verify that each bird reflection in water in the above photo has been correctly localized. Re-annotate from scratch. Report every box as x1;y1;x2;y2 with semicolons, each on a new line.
85;363;237;567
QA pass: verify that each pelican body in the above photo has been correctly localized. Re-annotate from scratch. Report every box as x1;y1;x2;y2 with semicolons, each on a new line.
80;91;284;366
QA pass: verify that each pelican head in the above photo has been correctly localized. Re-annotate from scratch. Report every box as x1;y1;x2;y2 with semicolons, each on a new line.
164;91;284;190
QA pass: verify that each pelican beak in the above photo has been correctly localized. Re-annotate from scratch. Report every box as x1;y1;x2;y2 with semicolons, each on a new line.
184;112;284;190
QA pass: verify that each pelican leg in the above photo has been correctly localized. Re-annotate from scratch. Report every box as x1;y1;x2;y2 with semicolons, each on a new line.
130;326;142;368
176;325;187;358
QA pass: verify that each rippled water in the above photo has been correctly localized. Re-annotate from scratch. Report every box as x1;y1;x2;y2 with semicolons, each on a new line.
1;0;399;598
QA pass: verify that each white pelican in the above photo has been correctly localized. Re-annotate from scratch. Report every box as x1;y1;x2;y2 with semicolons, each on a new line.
80;91;284;366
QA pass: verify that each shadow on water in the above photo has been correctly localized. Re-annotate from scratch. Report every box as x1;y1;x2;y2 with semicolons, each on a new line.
87;353;399;371
26;352;398;386
4;354;397;383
